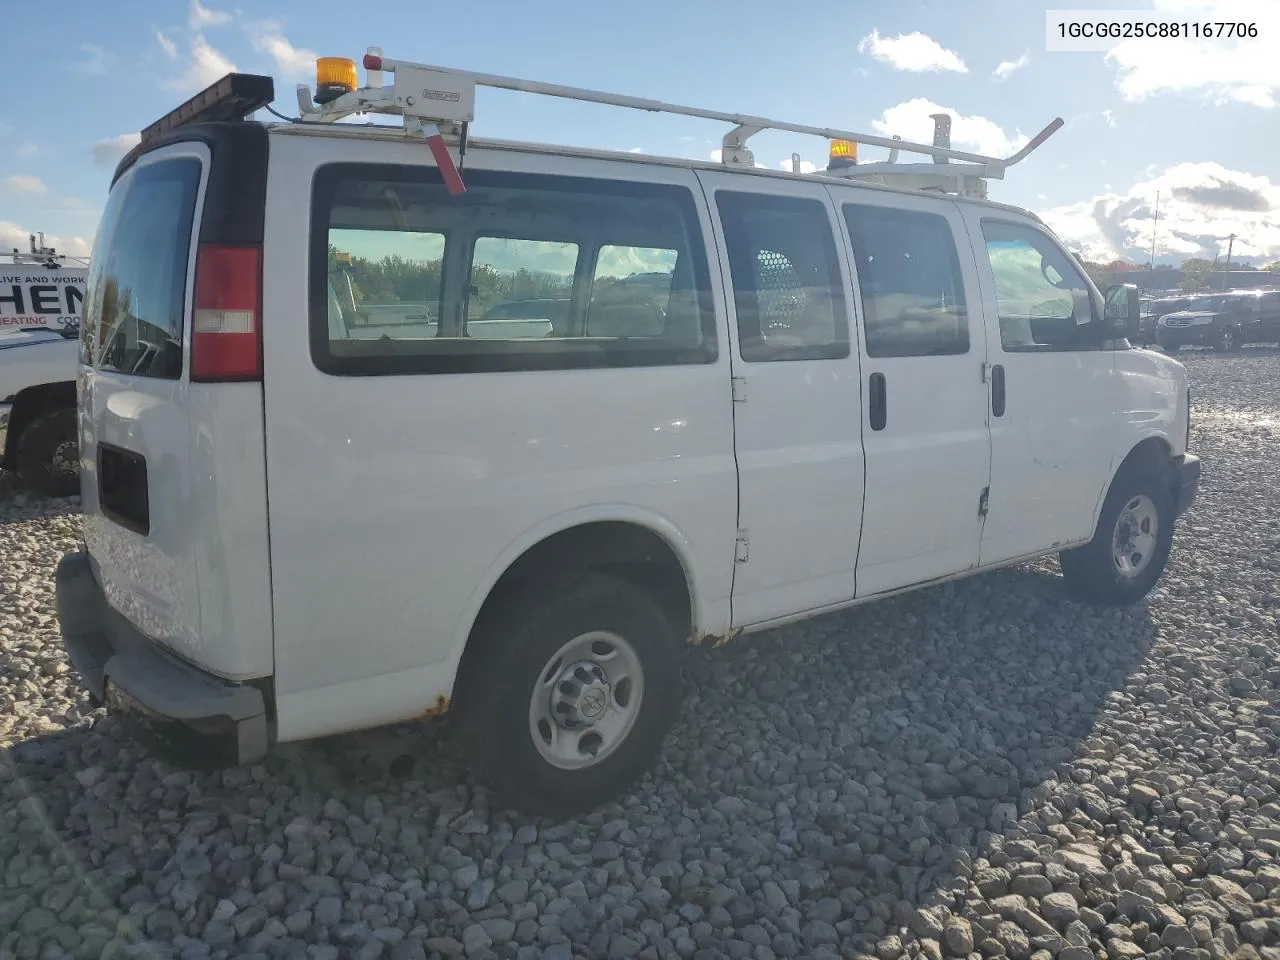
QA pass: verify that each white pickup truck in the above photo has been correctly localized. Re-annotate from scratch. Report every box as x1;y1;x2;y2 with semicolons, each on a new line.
0;255;85;496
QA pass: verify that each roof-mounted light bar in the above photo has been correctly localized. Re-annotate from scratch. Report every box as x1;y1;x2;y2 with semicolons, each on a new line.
142;73;276;143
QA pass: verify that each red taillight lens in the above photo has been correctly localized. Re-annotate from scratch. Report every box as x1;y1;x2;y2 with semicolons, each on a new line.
191;243;262;382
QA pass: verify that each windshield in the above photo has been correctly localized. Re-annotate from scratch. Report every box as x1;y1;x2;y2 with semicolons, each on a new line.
1184;296;1228;312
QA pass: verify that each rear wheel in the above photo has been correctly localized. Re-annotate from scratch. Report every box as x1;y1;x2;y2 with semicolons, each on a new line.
454;571;683;818
15;408;79;498
1059;464;1174;606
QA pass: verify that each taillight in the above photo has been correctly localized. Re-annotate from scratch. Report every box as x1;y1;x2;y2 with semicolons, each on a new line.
191;243;262;382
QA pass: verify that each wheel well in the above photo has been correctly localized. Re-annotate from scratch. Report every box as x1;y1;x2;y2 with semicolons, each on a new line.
3;382;76;468
1118;436;1172;478
1112;436;1177;504
455;521;694;694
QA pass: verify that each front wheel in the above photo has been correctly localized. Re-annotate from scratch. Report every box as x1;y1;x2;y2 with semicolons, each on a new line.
454;572;683;818
1215;325;1239;352
1059;465;1175;606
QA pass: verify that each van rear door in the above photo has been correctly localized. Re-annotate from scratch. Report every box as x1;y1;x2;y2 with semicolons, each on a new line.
80;130;274;681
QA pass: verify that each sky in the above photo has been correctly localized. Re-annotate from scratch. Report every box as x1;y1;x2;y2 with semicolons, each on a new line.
2;0;1278;267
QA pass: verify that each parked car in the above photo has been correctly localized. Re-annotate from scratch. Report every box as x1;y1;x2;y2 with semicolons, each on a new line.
55;63;1198;817
1155;290;1280;352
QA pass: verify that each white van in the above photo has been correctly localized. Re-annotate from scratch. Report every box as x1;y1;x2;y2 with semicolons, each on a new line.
56;60;1199;816
0;248;86;495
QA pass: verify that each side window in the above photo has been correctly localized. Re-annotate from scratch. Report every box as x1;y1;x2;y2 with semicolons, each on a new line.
842;204;969;358
311;167;717;375
470;237;577;339
586;246;679;340
326;233;445;340
980;220;1097;352
714;191;848;362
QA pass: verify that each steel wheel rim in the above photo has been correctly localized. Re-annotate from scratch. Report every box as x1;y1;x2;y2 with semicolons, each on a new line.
51;440;78;473
1112;494;1159;579
528;630;644;771
1221;328;1236;350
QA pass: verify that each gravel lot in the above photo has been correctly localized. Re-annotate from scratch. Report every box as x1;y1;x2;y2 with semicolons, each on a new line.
2;348;1279;960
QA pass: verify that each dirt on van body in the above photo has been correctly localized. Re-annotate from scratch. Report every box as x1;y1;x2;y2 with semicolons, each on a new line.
2;348;1280;960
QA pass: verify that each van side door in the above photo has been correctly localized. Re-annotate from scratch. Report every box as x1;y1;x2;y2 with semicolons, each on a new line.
960;211;1121;565
830;189;992;596
695;172;865;627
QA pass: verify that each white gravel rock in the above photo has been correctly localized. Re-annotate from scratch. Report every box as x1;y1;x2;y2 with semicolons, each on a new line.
3;349;1280;959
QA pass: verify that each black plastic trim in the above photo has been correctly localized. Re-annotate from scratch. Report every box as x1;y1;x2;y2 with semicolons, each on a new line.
991;363;1006;418
1173;453;1200;517
113;122;270;247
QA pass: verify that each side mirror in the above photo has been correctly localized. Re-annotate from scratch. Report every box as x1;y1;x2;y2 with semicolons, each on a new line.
1104;283;1142;339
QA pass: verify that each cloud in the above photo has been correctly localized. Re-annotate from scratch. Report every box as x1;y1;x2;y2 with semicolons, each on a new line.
0;222;91;258
858;29;967;73
91;133;142;167
162;33;237;93
993;52;1028;80
1040;162;1280;264
628;147;645;154
1105;0;1280;108
4;175;46;195
778;158;819;174
871;98;1028;157
189;0;231;30
1101;109;1117;128
156;30;179;59
73;43;114;76
246;19;318;77
16;141;37;159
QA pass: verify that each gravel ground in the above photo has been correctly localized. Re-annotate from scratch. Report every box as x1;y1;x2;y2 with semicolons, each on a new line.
2;348;1280;960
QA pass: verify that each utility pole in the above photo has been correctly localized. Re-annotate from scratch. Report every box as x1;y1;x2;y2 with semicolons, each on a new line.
1222;233;1236;290
1149;191;1160;270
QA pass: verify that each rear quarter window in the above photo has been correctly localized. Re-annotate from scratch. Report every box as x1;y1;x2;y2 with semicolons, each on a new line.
309;165;718;375
83;157;202;379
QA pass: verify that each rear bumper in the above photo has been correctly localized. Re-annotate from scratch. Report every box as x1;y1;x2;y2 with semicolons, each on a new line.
55;551;270;768
1174;453;1201;517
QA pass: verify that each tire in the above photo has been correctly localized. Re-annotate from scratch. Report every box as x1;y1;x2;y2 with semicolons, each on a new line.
1214;325;1238;352
1059;463;1175;607
15;408;80;498
454;571;683;818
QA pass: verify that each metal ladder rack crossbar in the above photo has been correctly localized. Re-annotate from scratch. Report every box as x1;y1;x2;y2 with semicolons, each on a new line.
295;47;1063;196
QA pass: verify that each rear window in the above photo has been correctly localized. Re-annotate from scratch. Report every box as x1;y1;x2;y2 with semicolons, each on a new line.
82;157;202;379
310;166;717;375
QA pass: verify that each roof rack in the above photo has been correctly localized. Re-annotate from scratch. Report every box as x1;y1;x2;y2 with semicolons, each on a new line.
2;232;88;270
293;48;1063;200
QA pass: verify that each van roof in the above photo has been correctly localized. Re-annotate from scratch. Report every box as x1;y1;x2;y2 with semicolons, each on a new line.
266;120;1047;224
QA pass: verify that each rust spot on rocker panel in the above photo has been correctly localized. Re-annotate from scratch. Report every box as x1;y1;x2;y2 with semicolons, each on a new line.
422;694;451;718
690;628;744;648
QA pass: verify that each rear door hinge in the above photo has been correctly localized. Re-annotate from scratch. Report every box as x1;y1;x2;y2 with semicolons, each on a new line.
978;486;990;518
731;377;747;402
734;530;750;563
980;361;990;383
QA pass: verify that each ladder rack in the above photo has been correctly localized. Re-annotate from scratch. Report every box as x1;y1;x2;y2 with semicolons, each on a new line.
295;48;1063;200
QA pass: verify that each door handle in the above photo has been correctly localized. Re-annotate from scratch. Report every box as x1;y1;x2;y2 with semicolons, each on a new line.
869;372;887;431
991;364;1006;418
